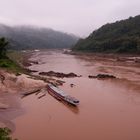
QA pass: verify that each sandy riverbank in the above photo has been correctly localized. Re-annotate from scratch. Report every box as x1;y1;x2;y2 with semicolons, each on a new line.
0;67;46;132
0;69;46;95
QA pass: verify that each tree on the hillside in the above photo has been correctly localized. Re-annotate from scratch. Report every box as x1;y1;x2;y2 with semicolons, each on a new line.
0;37;9;58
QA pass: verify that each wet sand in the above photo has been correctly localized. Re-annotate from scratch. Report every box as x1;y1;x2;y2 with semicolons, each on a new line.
0;69;46;132
9;50;140;140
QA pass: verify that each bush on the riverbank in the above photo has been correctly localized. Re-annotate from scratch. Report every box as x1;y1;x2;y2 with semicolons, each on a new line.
0;37;23;73
0;127;17;140
0;37;9;58
0;58;22;72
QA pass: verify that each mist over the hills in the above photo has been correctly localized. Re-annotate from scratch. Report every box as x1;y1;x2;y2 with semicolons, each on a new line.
0;24;79;50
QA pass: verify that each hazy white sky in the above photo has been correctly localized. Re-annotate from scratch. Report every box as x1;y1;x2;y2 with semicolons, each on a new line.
0;0;140;36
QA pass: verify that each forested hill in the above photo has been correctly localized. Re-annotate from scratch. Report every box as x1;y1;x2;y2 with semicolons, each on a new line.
0;25;78;50
72;15;140;53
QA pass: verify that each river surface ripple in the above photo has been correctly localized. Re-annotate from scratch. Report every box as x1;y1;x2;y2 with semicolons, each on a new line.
12;50;140;140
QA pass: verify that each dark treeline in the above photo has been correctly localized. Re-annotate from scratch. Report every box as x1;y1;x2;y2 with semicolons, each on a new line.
0;37;19;71
0;37;8;58
0;25;78;50
72;15;140;54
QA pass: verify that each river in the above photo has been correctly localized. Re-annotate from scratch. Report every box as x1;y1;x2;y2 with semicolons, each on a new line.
11;50;140;140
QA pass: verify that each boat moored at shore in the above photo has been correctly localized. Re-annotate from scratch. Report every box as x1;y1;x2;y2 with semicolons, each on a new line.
46;84;79;106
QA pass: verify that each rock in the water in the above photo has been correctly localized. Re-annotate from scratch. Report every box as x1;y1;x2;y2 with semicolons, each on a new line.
134;58;140;63
39;71;79;78
89;74;116;79
0;103;9;109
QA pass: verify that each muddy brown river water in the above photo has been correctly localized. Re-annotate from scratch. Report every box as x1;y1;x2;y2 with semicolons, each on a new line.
7;50;140;140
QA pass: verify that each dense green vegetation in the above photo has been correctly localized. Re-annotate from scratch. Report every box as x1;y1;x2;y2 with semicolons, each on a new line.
0;58;22;72
0;25;78;50
0;37;23;73
0;37;9;58
0;127;17;140
72;15;140;53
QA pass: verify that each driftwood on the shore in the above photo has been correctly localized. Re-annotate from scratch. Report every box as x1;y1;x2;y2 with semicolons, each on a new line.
38;93;46;99
39;71;81;78
21;89;42;98
0;103;9;109
116;57;140;63
88;74;116;79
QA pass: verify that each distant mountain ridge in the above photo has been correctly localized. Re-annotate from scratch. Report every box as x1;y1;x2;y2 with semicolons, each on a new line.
72;15;140;53
0;24;79;50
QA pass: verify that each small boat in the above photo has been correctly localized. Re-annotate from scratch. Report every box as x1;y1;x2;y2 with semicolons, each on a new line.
63;49;72;54
46;84;79;106
34;49;40;52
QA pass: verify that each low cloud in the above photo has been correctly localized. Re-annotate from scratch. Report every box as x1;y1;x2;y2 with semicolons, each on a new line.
0;0;140;36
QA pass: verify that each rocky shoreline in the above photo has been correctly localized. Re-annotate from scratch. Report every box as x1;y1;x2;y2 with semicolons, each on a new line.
39;71;81;78
0;69;45;95
1;50;138;97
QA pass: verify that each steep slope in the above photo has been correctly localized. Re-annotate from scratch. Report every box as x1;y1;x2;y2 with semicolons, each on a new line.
0;25;78;50
72;15;140;53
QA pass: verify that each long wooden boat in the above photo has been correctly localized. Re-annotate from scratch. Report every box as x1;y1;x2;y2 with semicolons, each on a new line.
46;84;79;106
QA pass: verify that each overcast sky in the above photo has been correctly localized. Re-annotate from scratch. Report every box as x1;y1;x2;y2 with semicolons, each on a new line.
0;0;140;37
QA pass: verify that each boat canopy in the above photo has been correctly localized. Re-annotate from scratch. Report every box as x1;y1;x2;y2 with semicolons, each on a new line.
48;84;67;97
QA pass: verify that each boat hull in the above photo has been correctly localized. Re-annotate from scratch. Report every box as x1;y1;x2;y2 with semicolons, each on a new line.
46;84;79;106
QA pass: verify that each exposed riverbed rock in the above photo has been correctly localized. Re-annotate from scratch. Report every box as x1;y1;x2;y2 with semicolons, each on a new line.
22;60;39;67
39;71;80;78
88;74;116;79
134;58;140;63
25;69;38;73
0;69;45;94
0;103;9;109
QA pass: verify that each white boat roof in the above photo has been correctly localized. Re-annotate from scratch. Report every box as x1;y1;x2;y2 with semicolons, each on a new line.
48;84;67;97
